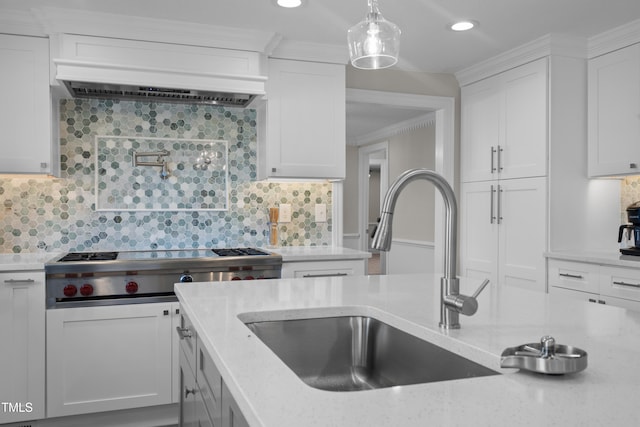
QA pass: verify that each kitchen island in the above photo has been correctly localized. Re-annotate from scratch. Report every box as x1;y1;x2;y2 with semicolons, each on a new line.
175;274;640;426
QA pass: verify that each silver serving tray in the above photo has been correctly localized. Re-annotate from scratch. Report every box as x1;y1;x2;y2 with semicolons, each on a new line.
500;336;587;375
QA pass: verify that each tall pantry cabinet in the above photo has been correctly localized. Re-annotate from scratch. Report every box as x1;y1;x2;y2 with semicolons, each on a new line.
459;46;588;293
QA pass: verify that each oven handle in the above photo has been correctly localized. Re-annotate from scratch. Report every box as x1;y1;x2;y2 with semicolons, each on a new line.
302;272;349;278
176;326;193;339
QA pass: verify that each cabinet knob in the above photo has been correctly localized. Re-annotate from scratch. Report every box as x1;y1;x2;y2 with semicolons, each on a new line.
630;163;638;169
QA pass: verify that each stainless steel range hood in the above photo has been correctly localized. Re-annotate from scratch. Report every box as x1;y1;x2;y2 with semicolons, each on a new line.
63;81;257;107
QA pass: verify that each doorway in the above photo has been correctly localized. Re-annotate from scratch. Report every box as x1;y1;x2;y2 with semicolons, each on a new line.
358;141;389;274
340;88;455;276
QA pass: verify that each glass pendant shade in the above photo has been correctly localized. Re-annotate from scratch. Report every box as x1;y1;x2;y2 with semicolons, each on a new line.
347;0;400;70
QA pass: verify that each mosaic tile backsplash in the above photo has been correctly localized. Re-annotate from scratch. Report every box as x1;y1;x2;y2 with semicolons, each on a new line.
96;136;229;211
621;176;640;221
0;99;332;253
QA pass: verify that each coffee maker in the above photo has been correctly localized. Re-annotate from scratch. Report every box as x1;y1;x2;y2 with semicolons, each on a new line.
619;201;640;255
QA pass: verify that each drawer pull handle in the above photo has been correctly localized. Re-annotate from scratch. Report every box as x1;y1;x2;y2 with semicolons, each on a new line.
3;279;36;284
612;280;640;288
302;273;349;278
559;273;584;279
185;387;196;397
176;326;193;339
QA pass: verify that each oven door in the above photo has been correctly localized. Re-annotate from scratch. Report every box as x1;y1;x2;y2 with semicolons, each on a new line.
46;302;179;417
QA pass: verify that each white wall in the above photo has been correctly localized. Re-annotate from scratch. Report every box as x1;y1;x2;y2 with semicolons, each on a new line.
388;125;436;242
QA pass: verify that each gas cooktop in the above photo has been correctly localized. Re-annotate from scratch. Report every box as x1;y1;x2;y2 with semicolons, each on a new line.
57;248;271;262
46;248;280;275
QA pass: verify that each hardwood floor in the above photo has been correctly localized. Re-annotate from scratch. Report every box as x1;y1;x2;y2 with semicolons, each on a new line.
368;253;381;275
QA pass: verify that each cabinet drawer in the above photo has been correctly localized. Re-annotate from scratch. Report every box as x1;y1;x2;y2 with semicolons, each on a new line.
198;341;222;425
177;310;197;372
282;259;365;278
547;260;599;294
599;266;640;302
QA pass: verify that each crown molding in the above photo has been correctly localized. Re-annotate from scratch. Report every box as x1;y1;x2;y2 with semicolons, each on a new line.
4;7;348;65
348;112;435;146
455;33;587;87
30;7;279;53
0;9;46;36
589;18;640;58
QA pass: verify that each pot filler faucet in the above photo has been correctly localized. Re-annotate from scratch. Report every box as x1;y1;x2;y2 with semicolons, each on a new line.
371;168;490;329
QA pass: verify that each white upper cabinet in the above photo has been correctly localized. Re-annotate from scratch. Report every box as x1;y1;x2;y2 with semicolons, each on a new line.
258;59;346;180
461;58;548;183
0;34;55;175
588;43;640;177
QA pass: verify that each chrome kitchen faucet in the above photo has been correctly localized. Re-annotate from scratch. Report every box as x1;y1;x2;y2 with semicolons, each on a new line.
371;168;490;329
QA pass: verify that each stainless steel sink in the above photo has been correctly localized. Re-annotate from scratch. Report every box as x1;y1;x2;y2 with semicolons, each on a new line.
244;315;499;392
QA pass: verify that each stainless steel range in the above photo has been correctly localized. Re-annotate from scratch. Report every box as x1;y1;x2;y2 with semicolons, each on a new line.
45;248;282;308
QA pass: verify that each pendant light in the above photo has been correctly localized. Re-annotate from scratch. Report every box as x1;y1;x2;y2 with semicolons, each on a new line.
347;0;400;70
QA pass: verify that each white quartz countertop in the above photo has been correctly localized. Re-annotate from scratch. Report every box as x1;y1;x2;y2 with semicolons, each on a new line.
545;250;640;268
176;274;640;426
0;252;60;271
271;246;371;262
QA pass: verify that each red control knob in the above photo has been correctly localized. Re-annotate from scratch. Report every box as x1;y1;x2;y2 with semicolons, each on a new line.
244;275;255;280
63;284;78;297
231;277;242;281
80;284;94;296
126;281;139;294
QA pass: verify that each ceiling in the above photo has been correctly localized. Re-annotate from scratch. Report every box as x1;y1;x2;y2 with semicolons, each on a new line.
4;0;640;139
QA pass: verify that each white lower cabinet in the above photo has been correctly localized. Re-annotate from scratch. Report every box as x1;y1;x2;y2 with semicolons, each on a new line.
281;259;366;279
460;177;547;291
0;270;45;424
46;302;179;417
548;259;640;310
178;309;248;427
221;381;249;427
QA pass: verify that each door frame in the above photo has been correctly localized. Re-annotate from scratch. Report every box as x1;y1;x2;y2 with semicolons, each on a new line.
335;88;455;276
358;140;389;272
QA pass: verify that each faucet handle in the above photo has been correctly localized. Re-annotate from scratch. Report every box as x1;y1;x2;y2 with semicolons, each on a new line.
472;279;491;299
444;279;490;317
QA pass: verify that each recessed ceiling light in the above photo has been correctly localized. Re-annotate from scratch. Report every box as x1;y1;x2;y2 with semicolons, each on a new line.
277;0;302;7
450;20;477;31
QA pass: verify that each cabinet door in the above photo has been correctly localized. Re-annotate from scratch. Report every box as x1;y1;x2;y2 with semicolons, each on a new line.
461;58;547;183
0;271;45;424
0;34;52;174
47;303;173;417
498;177;547;292
221;381;249;427
260;59;345;179
180;346;198;427
500;59;548;180
461;78;502;182
171;302;181;404
198;342;222;426
459;182;499;284
588;44;640;177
